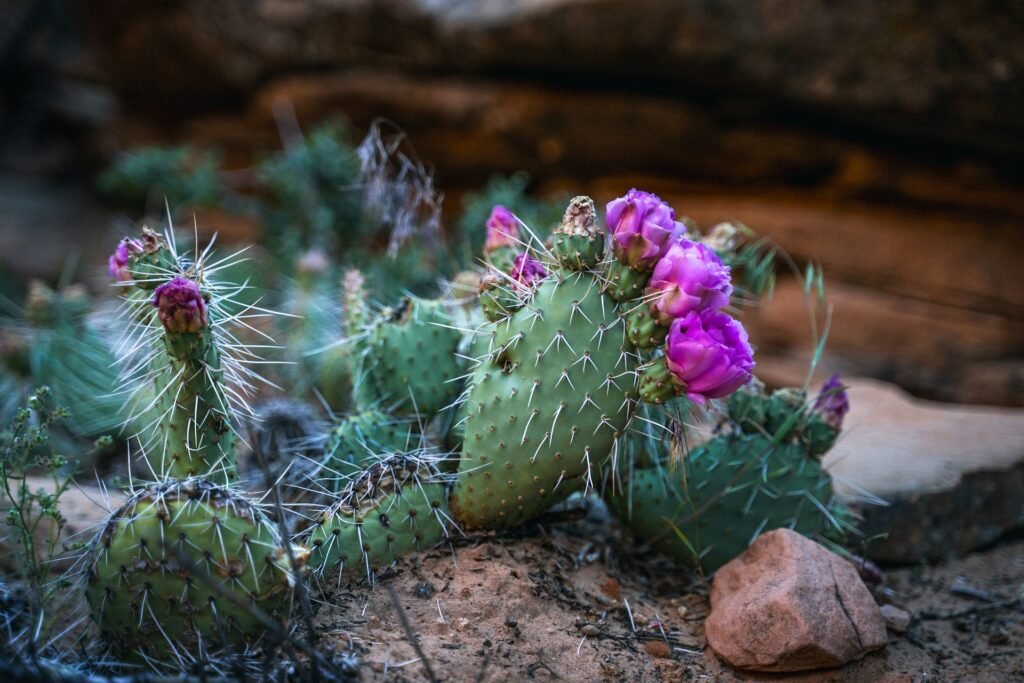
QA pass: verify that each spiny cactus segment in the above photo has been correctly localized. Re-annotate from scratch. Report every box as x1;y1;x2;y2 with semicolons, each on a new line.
608;377;853;574
85;478;306;661
306;452;452;588
85;226;305;664
321;409;423;488
350;297;464;418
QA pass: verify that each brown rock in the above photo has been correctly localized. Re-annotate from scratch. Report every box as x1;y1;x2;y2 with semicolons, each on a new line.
82;1;1024;159
743;278;1023;401
705;529;887;672
824;379;1024;563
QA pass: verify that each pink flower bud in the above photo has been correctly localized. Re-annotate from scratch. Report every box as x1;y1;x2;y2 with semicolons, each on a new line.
605;189;677;269
510;251;547;288
153;276;208;333
484;205;521;252
812;373;850;429
107;238;145;281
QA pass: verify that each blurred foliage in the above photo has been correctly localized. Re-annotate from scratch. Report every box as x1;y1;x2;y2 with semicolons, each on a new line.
254;121;364;260
97;146;225;209
96;122;570;402
0;282;122;457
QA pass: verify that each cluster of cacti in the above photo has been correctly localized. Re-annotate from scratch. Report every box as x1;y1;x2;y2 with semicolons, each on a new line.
84;229;306;663
304;189;783;583
58;180;854;675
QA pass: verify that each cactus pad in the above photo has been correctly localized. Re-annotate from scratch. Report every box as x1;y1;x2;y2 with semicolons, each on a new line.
322;410;423;488
85;479;303;659
358;297;463;417
306;454;450;587
450;272;638;531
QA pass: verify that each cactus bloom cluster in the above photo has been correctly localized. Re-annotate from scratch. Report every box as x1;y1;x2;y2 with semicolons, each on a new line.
153;276;208;333
607;188;753;402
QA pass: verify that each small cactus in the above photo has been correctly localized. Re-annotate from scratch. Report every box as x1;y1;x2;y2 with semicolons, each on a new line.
450;196;644;531
87;227;303;663
85;478;306;660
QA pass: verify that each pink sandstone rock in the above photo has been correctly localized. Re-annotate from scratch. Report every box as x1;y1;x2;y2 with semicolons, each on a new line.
705;529;887;672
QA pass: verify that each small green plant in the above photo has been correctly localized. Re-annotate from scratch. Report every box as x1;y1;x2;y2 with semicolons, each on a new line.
0;387;110;656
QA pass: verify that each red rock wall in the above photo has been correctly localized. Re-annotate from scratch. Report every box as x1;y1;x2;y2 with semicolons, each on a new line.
4;0;1022;404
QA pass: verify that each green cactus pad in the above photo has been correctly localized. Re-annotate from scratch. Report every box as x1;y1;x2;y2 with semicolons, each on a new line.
322;410;423;488
307;454;450;587
450;272;638;531
85;479;303;660
610;431;846;574
359;298;464;417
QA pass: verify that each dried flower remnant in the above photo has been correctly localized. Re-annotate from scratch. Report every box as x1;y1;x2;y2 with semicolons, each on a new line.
356;121;444;257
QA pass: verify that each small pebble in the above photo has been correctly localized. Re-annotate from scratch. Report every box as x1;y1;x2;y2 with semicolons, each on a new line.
644;641;672;659
881;604;911;633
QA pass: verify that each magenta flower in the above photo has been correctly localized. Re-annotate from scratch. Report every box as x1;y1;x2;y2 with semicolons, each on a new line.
484;205;521;252
813;373;850;429
605;189;678;269
153;276;208;333
665;310;754;403
107;238;144;281
646;240;733;324
510;251;547;288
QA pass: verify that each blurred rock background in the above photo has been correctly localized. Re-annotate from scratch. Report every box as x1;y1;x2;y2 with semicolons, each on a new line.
2;0;1022;405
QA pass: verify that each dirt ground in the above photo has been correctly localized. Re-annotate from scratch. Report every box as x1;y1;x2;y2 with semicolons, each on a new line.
313;501;1024;682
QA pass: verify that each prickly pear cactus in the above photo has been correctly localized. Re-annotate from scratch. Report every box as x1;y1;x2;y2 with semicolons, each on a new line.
85;478;305;660
322;409;422;487
354;297;464;417
449;197;640;531
113;231;241;484
608;380;852;574
306;453;450;587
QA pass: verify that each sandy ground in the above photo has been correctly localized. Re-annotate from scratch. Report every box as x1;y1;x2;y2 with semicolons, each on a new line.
311;501;1024;682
